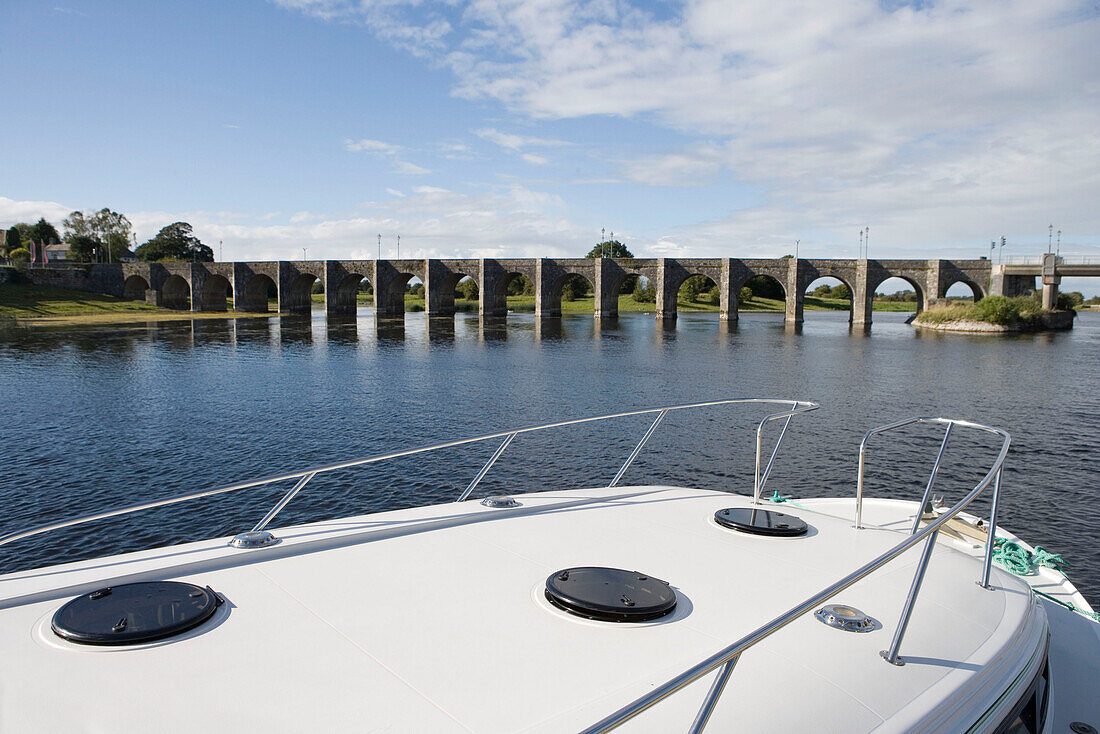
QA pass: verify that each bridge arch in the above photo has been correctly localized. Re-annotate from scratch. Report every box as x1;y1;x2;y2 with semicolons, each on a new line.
549;270;595;315
375;269;418;317
873;276;925;314
479;269;533;319
805;275;855;321
239;274;276;312
331;272;372;315
735;273;786;318
433;266;479;317
943;278;984;302
122;275;149;301
200;275;232;312
677;273;720;310
283;273;321;314
161;275;191;310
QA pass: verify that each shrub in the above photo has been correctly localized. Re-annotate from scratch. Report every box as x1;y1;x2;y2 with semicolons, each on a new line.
975;295;1021;325
1057;292;1082;311
739;286;753;303
8;247;29;265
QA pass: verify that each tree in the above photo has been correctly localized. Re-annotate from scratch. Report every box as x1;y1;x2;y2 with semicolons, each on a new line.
91;209;133;262
136;222;213;262
745;275;784;300
586;240;634;259
633;277;655;303
13;223;34;246
562;275;589;301
66;235;99;263
680;275;712;303
4;226;20;255
64;209;134;262
63;211;92;239
28;218;61;246
456;278;478;300
507;275;534;296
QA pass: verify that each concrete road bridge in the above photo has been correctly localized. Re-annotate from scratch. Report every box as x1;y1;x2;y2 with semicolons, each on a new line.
25;255;1074;328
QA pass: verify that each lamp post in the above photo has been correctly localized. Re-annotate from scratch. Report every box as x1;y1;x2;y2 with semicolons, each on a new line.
795;239;800;259
302;248;307;261
1057;230;1061;257
865;225;869;259
1048;224;1053;254
859;228;863;259
397;234;401;259
377;234;381;260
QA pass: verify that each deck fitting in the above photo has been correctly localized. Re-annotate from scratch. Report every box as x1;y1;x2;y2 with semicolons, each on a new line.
229;530;280;549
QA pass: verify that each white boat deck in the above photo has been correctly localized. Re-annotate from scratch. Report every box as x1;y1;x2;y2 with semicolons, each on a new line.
0;486;1094;733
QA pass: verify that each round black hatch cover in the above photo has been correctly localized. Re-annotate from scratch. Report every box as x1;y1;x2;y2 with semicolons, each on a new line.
545;567;676;622
714;507;808;537
52;581;222;646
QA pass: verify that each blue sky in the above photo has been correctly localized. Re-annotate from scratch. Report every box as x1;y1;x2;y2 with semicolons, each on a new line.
2;0;1098;290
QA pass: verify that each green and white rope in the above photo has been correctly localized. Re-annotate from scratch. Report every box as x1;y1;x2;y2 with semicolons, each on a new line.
991;537;1099;623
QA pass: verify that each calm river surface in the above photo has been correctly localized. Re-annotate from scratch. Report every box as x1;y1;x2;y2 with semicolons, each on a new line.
1;309;1098;604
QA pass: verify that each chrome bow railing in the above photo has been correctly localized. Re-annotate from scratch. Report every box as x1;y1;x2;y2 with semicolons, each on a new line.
582;416;1010;733
0;398;818;552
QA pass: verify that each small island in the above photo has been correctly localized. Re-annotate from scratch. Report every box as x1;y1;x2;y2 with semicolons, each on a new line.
913;295;1075;333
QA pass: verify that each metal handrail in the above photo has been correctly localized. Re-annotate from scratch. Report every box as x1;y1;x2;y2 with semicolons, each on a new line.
582;416;1010;733
0;398;818;551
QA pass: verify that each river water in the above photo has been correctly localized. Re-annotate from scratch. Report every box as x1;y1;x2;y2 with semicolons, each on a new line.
1;309;1097;605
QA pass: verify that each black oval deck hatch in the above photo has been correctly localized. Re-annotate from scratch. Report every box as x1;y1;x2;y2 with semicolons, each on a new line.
715;507;808;537
545;567;676;622
52;581;221;646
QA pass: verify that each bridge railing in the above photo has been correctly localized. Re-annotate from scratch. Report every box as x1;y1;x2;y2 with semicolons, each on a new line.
0;398;819;552
1004;256;1100;266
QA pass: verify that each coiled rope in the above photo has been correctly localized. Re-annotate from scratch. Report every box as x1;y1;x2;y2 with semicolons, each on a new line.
992;536;1067;575
762;499;1098;623
992;537;1100;623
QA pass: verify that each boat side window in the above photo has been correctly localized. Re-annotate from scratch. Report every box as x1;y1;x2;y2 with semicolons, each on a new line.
995;658;1049;734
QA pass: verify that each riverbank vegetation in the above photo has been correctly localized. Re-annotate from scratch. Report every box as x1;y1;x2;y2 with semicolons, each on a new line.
0;283;275;326
914;294;1072;329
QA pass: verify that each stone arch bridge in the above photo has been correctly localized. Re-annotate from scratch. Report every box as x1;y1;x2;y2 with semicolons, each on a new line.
37;257;1000;328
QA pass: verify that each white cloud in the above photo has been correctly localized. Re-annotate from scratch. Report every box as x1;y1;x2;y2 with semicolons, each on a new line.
345;138;401;154
344;136;431;175
386;188;406;197
0;196;72;225
620;145;723;187
474;127;568;151
521;152;549;165
439;141;474;159
276;0;1099;255
394;160;431;175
